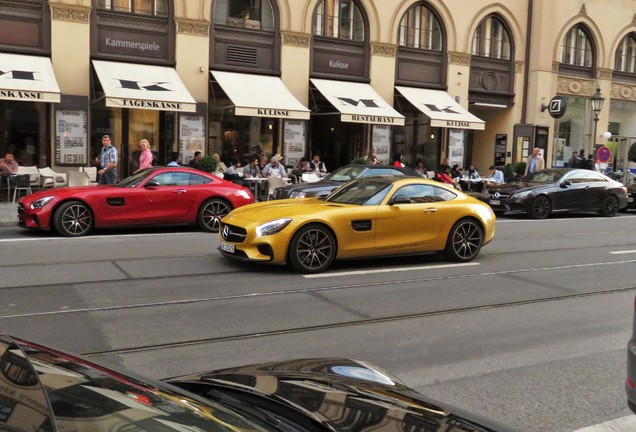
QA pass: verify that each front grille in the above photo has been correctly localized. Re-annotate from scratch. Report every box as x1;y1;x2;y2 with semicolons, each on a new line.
17;203;24;215
273;188;289;200
221;222;247;243
488;191;512;200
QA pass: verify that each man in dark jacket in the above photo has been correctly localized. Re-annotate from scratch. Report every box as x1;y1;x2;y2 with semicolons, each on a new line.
575;149;587;168
567;151;578;168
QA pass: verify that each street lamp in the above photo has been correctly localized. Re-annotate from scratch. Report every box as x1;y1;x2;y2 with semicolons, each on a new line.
591;86;604;148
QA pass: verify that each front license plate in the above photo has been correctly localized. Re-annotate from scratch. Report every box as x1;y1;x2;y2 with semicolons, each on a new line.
489;199;500;206
220;242;235;253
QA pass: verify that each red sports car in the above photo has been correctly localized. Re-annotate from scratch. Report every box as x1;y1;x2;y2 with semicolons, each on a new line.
18;167;253;237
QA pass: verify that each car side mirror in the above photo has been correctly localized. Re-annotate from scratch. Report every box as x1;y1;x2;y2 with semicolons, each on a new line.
144;179;160;188
560;180;572;187
391;195;411;205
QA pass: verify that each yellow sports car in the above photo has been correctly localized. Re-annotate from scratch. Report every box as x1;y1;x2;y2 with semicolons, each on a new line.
219;175;496;273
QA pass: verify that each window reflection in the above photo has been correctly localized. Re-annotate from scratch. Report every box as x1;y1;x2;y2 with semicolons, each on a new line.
615;33;636;73
313;0;365;41
560;25;593;67
213;0;275;31
398;4;442;50
471;16;511;60
97;0;168;16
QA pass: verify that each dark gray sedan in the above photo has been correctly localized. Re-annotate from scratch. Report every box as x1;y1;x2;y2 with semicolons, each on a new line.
272;164;419;200
482;168;628;219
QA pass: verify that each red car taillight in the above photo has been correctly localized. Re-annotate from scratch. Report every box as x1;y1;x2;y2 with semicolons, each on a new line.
628;377;635;389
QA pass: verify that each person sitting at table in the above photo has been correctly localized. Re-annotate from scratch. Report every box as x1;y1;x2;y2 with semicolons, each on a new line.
213;153;228;174
435;165;461;190
307;154;327;173
464;163;480;179
485;165;505;189
462;163;482;192
414;159;428;177
450;164;462;180
243;157;261;179
0;152;19;198
290;157;308;183
262;155;287;178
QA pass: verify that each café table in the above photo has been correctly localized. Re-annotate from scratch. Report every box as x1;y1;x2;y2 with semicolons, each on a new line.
458;176;486;193
242;176;291;201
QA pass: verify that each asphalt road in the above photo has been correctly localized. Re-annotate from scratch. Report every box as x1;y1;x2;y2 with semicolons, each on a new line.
1;212;635;431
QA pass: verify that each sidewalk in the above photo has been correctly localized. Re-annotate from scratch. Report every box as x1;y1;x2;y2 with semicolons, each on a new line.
0;200;17;227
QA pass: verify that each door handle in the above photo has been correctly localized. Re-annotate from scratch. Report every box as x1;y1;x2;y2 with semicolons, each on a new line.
424;208;438;213
175;189;187;194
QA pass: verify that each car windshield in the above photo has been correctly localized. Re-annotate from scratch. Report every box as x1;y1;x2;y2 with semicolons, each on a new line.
525;170;564;184
116;169;153;187
3;335;270;432
326;166;368;182
325;177;392;205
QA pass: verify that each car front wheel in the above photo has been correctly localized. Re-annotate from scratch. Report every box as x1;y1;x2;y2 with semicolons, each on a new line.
198;198;231;232
445;218;483;262
599;195;619;217
53;201;93;237
288;224;336;273
530;196;551;219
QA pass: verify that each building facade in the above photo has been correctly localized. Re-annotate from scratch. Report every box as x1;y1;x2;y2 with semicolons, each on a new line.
0;0;634;178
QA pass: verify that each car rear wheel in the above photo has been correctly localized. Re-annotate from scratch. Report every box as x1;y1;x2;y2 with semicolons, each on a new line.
530;196;551;219
599;195;619;217
289;224;336;273
445;218;483;262
198;198;231;232
53;201;93;237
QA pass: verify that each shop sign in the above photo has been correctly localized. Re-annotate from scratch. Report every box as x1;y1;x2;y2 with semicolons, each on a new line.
346;115;398;124
55;110;87;165
99;29;166;59
372;125;391;164
313;52;364;77
179;115;206;165
284;120;306;167
448;129;466;168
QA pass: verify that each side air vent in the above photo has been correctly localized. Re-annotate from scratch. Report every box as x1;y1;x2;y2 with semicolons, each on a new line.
227;45;257;65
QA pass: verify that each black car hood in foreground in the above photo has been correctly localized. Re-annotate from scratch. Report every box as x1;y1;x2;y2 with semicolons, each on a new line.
168;358;517;432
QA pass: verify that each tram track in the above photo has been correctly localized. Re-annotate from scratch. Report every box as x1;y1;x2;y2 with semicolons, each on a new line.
81;283;636;357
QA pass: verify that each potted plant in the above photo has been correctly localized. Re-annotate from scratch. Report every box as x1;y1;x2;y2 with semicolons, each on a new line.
351;156;367;164
513;162;527;180
198;154;218;174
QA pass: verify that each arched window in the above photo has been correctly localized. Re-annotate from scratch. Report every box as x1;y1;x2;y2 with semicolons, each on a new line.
97;0;167;16
560;25;593;67
213;0;275;31
471;16;511;60
398;4;442;50
615;33;636;73
313;0;364;41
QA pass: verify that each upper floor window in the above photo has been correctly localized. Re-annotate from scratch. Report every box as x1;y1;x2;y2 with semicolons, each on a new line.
97;0;167;16
313;0;365;41
615;33;636;73
471;16;511;60
398;4;442;50
213;0;275;31
560;25;593;67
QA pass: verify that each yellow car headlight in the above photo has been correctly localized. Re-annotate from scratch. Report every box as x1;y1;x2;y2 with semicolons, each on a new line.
256;218;292;236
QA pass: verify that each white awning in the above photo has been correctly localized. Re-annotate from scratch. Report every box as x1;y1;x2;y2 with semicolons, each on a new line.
0;53;60;102
211;71;310;120
395;86;485;130
92;60;196;112
311;78;405;126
